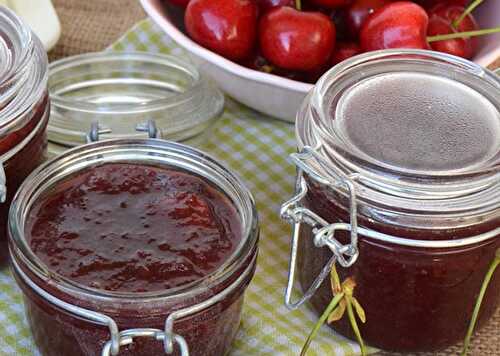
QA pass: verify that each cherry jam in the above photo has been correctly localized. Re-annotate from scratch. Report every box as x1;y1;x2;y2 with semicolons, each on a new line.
298;181;500;352
9;140;258;356
0;8;49;264
289;50;500;352
28;163;241;293
0;95;49;264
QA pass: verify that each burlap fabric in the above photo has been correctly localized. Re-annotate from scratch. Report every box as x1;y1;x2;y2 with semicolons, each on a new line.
47;1;499;355
49;0;146;60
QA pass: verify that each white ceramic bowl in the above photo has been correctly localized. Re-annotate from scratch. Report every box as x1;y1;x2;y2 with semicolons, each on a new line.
141;0;500;122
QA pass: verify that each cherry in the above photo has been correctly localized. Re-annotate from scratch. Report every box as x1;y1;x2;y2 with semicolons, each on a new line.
345;0;392;37
241;51;324;83
167;0;190;7
307;0;353;8
259;7;336;71
417;0;468;9
360;1;429;51
185;0;258;61
427;3;478;59
331;42;361;64
331;10;352;41
258;0;294;12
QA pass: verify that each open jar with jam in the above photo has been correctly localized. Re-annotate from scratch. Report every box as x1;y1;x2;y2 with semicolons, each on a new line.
9;139;258;356
281;50;500;352
0;7;49;263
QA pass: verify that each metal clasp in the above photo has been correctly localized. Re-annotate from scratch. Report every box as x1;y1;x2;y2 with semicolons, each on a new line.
101;329;188;356
86;120;159;143
280;146;359;310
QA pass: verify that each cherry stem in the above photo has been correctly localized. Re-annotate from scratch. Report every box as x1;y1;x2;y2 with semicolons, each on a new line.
300;292;345;356
427;26;500;43
346;295;367;356
461;249;500;356
295;0;301;11
453;0;483;29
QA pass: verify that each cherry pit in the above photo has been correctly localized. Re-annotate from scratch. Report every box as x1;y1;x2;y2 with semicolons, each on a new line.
166;0;499;83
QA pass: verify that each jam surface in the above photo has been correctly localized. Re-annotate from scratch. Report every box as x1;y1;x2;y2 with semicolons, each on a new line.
27;163;241;293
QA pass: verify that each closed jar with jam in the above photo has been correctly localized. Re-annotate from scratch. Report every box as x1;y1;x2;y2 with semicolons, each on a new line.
281;50;500;352
9;139;258;356
0;7;49;263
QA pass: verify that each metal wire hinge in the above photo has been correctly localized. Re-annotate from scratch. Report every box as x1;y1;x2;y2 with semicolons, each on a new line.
86;120;159;143
280;146;360;310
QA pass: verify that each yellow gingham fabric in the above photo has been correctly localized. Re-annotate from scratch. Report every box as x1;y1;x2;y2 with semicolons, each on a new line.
0;19;369;356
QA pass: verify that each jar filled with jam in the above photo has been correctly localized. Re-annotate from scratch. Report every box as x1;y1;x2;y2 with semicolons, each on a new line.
0;7;49;263
281;50;500;352
9;139;258;356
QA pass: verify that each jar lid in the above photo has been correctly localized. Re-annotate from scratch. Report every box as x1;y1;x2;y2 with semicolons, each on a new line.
296;50;500;229
47;52;224;153
0;7;47;137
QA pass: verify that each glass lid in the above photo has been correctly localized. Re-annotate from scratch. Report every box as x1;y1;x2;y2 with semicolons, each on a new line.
296;50;500;227
0;7;47;136
333;71;500;175
48;52;224;152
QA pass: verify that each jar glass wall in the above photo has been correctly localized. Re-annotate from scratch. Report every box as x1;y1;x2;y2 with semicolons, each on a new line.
9;139;259;356
285;50;500;352
0;7;49;264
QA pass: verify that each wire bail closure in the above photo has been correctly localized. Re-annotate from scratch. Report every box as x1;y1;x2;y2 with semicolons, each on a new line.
12;252;256;356
280;146;360;310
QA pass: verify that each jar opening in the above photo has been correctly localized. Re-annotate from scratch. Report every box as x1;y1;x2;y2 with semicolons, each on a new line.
9;139;258;302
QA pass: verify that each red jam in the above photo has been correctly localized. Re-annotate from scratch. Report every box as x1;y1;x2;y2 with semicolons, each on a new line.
0;8;50;264
12;159;257;356
298;182;500;352
292;56;500;352
0;94;49;264
27;163;241;293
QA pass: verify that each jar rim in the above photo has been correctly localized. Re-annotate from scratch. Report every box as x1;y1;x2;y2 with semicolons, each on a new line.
0;7;48;137
49;52;203;112
9;139;259;303
296;49;500;228
48;52;224;146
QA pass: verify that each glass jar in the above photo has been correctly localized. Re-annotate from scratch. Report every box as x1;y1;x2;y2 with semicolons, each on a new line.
9;139;259;356
281;50;500;352
47;52;224;157
0;7;49;264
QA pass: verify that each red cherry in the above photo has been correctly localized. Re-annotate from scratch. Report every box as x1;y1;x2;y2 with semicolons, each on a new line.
185;0;258;61
167;0;190;7
331;10;352;41
416;0;468;9
259;7;336;71
258;0;294;12
345;0;392;37
331;42;361;64
308;0;353;8
360;1;429;51
427;4;479;59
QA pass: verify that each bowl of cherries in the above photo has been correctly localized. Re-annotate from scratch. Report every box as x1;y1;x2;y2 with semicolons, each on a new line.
141;0;500;122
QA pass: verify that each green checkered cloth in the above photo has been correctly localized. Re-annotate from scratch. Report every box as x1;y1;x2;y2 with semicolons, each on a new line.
0;19;369;356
